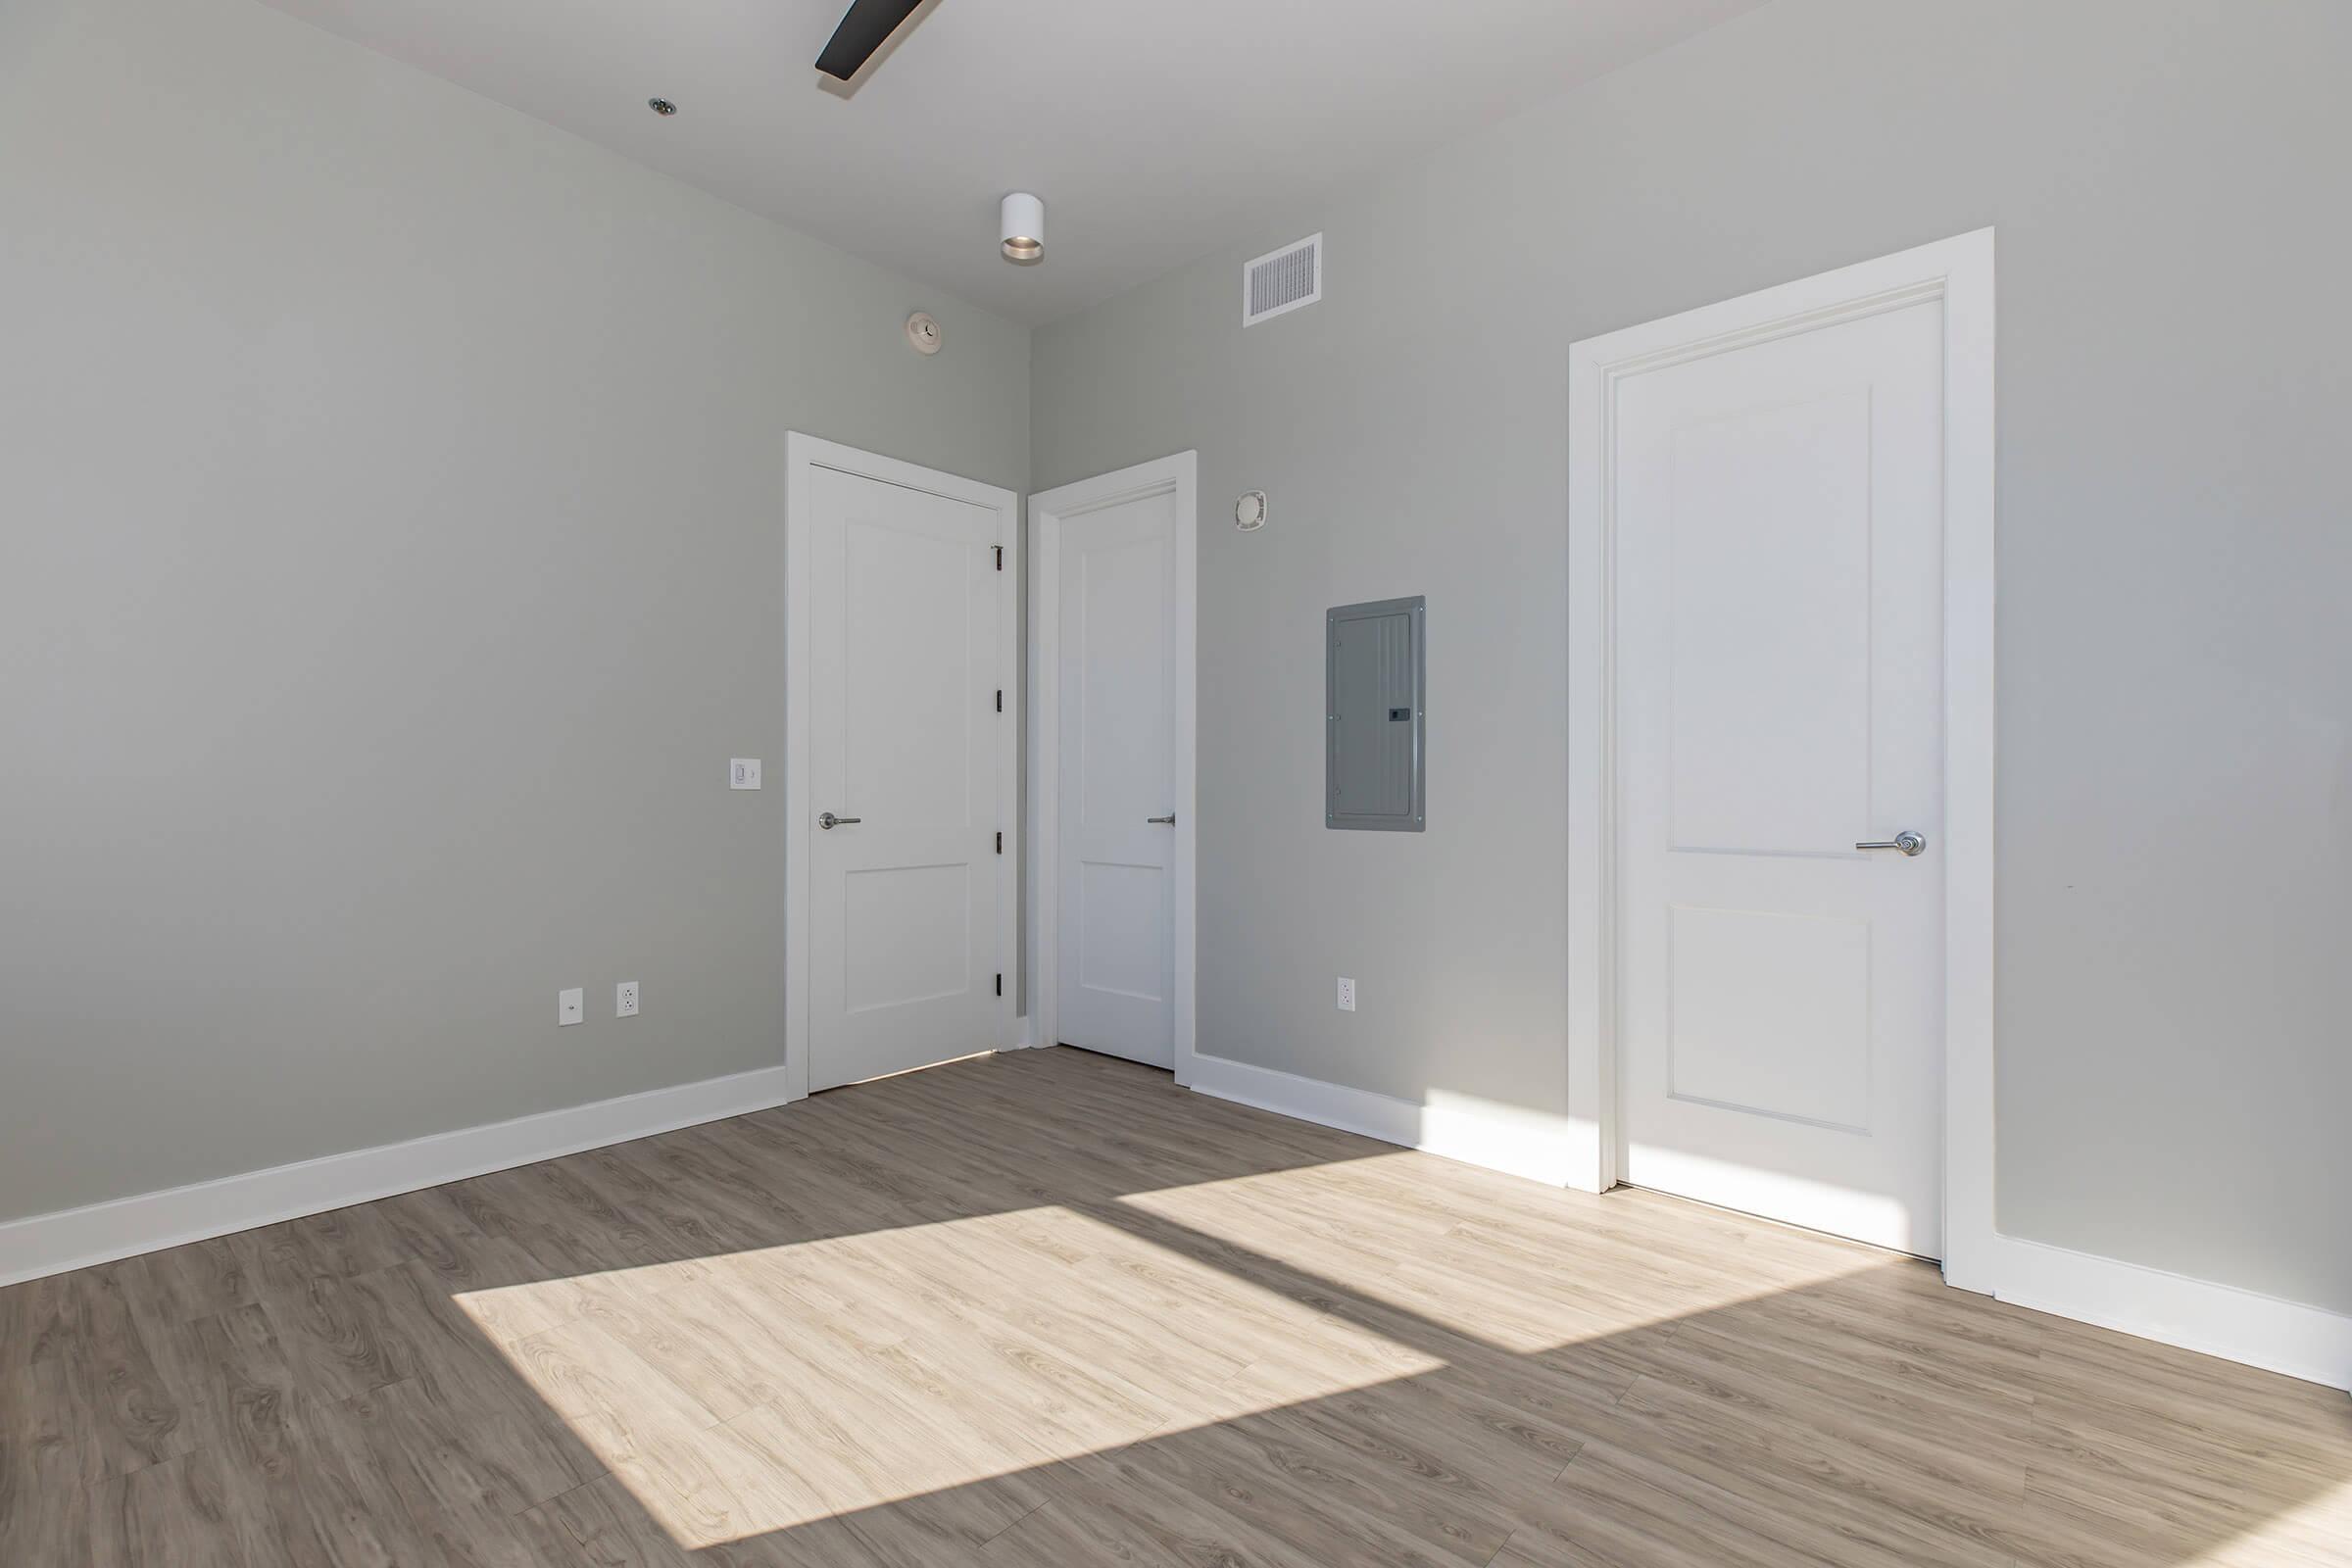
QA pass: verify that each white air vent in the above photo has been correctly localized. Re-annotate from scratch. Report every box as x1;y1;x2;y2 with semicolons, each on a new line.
1244;233;1321;325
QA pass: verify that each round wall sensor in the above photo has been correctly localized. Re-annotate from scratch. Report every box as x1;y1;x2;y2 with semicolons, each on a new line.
1235;491;1268;531
905;312;942;356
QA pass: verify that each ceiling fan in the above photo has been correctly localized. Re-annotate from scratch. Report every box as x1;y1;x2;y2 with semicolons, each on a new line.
814;0;930;81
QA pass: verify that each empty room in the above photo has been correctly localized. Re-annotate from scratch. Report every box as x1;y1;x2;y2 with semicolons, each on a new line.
5;0;2349;1563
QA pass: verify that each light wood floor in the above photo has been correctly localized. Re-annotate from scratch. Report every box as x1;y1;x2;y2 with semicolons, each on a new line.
4;1048;2347;1567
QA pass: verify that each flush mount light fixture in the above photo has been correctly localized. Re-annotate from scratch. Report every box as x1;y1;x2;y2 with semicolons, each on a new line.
1000;192;1044;264
648;97;678;116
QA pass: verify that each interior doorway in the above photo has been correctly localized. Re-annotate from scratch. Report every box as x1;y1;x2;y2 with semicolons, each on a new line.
1028;453;1200;1080
785;434;1022;1097
1567;233;1996;1274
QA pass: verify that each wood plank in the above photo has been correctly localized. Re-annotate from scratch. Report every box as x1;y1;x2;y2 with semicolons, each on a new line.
2;1047;2343;1568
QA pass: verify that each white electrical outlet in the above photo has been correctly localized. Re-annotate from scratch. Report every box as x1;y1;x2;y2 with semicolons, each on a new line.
558;988;584;1027
729;758;762;790
1336;977;1356;1012
615;980;640;1018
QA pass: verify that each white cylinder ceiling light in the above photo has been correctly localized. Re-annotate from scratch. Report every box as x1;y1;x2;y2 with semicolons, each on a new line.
1001;192;1044;263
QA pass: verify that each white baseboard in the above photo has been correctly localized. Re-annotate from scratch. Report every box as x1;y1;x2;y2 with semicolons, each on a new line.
13;1044;2345;1394
1187;1054;2352;1392
1188;1053;1579;1188
1991;1235;2352;1391
0;1063;800;1289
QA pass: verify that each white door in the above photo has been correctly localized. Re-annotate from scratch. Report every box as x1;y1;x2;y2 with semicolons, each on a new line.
1614;296;1946;1257
1054;486;1178;1067
806;462;1007;1092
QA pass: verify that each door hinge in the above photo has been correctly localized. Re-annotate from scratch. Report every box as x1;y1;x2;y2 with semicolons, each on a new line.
993;545;1004;571
995;688;1003;712
995;831;1003;855
995;972;1003;998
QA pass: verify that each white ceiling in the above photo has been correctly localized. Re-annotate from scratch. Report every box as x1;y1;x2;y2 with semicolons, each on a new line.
260;0;1766;324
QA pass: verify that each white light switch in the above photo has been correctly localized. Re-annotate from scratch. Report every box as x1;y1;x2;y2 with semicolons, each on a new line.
559;988;584;1027
730;759;762;790
615;980;640;1018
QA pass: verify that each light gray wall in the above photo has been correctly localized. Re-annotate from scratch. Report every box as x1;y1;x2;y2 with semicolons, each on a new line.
0;0;1027;1220
1033;0;2352;1313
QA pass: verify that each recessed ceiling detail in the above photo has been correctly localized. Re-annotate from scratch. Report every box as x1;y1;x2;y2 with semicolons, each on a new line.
258;0;1769;324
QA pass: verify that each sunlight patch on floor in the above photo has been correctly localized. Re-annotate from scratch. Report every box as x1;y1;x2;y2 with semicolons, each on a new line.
1114;1149;1891;1353
2185;1475;2352;1567
456;1200;1444;1547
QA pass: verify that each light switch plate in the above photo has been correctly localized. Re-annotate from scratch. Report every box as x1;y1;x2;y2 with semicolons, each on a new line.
559;988;584;1027
615;980;639;1018
730;759;761;790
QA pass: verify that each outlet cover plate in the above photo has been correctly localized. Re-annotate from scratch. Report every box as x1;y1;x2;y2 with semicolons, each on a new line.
1337;977;1356;1012
559;988;584;1026
615;981;640;1018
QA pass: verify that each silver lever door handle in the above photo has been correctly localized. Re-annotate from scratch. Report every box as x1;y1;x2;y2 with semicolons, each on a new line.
1856;830;1927;857
818;811;861;830
1147;814;1176;825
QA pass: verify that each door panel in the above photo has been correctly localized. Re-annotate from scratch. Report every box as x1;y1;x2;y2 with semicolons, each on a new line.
1617;299;1945;1257
844;863;971;1012
1666;390;1872;856
1057;490;1176;1067
1666;904;1872;1132
1078;861;1163;1001
844;517;977;829
809;465;1003;1091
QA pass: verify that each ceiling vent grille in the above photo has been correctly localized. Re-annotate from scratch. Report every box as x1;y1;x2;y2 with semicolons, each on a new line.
1244;233;1321;325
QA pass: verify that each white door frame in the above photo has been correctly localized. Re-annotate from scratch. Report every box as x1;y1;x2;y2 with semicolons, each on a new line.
1028;453;1200;1084
1566;230;1997;1290
783;432;1022;1103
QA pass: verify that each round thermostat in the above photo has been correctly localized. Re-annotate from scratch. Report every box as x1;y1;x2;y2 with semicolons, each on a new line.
1235;490;1268;531
905;312;942;356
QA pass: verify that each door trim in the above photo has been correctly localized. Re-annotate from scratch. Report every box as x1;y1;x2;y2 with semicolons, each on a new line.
783;433;1022;1103
1566;229;1997;1290
1028;453;1200;1084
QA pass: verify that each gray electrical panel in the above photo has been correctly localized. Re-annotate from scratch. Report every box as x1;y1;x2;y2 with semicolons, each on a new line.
1327;596;1425;831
